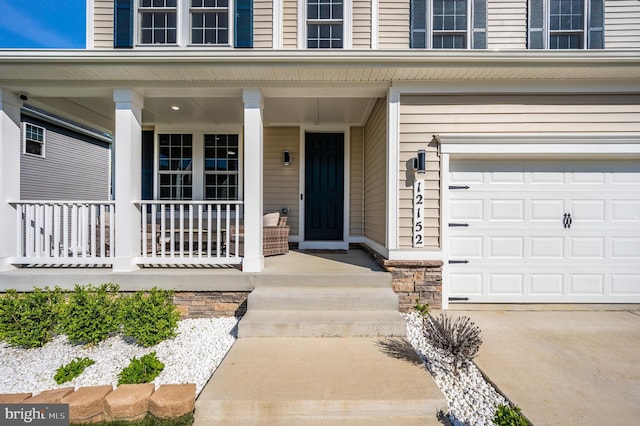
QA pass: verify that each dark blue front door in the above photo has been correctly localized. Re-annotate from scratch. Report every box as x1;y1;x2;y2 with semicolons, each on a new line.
305;133;344;241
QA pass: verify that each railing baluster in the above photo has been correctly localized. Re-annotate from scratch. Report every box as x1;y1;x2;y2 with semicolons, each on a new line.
142;203;148;258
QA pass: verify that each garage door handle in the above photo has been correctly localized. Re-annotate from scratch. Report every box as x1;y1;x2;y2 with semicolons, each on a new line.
563;213;572;229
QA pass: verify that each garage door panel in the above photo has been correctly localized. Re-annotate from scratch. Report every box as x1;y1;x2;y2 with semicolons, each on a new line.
450;236;483;257
611;275;640;295
530;274;564;295
450;199;483;221
611;238;640;258
570;274;605;295
570;237;606;259
489;237;524;258
530;237;564;259
447;159;640;303
488;274;524;295
530;199;565;221
611;200;640;221
449;274;484;295
489;199;524;221
571;200;606;222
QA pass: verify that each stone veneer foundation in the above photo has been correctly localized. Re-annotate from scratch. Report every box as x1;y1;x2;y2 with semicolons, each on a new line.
362;245;443;311
173;291;249;318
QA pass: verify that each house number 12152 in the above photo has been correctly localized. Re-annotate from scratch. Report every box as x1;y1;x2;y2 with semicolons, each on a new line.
413;179;424;247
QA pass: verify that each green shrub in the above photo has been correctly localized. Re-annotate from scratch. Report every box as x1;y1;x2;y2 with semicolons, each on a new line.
118;352;165;385
414;299;430;318
54;357;96;384
120;288;180;347
494;403;529;426
0;287;64;348
422;313;482;374
60;284;121;346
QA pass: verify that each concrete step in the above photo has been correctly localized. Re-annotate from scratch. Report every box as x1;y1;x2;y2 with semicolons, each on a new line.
247;287;399;311
238;310;407;338
194;338;447;426
254;272;392;288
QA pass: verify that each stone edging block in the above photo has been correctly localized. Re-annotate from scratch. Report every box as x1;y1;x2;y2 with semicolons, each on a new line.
0;393;32;403
149;384;196;418
62;384;113;424
27;387;74;404
105;383;155;422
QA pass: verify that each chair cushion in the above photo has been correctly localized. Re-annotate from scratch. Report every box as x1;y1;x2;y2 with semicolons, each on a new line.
263;212;280;227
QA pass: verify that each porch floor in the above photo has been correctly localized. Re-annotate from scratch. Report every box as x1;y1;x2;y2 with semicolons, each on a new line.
0;249;387;292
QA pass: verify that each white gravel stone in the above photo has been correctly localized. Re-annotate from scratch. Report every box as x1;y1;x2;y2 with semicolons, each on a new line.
2;312;506;424
404;312;507;426
0;317;238;397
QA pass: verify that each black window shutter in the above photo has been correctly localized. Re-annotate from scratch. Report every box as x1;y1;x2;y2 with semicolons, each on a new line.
472;0;487;49
141;130;154;204
235;0;253;48
114;0;133;48
528;0;544;49
588;0;604;49
410;0;427;48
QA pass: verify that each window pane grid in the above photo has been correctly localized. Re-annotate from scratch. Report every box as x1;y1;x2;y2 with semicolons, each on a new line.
158;134;193;200
140;11;177;43
24;124;45;157
432;0;467;49
307;24;343;48
204;134;239;201
307;0;343;48
191;11;229;44
549;0;585;49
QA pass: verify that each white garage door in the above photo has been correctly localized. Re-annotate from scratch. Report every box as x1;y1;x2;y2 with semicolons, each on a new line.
447;159;640;303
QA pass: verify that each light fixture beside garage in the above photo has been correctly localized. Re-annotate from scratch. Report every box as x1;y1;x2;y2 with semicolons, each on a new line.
283;150;291;166
414;149;427;174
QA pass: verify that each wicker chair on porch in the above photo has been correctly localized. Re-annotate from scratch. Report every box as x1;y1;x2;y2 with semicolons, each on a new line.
230;212;290;257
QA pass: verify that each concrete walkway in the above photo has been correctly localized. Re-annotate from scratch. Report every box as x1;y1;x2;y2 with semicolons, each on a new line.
195;337;447;425
450;306;640;425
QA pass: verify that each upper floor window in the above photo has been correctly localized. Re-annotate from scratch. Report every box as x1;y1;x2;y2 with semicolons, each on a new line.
528;0;604;49
23;123;46;158
410;0;487;49
307;0;344;48
191;0;229;44
114;0;251;47
139;0;178;44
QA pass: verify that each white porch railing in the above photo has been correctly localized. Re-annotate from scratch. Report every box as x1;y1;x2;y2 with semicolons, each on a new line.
12;201;115;265
137;200;243;265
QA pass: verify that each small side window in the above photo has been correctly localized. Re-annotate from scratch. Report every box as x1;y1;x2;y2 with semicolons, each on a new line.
23;123;46;158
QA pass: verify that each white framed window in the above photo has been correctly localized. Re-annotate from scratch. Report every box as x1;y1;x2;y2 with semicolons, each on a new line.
190;0;230;45
410;0;486;49
23;123;46;158
137;0;234;46
528;0;604;49
299;0;351;49
155;130;241;201
139;0;178;44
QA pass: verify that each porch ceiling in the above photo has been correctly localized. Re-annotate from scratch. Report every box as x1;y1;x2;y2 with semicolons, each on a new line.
2;49;639;132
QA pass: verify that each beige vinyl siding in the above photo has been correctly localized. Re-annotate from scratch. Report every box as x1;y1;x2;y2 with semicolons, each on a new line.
605;1;640;48
283;0;298;48
486;0;527;49
350;127;364;237
263;127;300;236
398;93;640;249
254;0;273;48
93;0;114;48
399;113;440;250
363;98;387;246
352;0;372;49
378;0;410;48
20;122;110;200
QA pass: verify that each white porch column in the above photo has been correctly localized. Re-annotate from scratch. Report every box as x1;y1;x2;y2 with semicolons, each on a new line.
242;88;264;272
0;89;21;271
113;89;143;272
386;87;400;252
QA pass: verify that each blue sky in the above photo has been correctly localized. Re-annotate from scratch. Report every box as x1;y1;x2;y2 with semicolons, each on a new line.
0;0;86;48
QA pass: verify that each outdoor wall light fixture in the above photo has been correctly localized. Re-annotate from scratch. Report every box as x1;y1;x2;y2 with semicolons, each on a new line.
414;149;426;174
170;105;181;111
283;150;291;166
